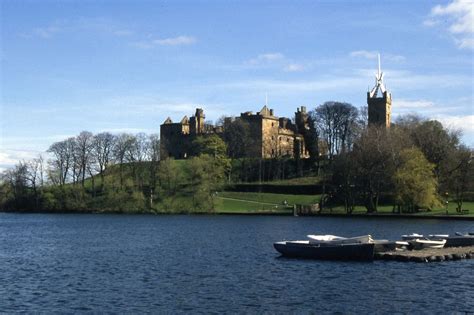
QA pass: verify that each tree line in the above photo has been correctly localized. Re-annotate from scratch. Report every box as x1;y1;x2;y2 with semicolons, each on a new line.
0;129;230;213
1;101;472;214
328;115;472;213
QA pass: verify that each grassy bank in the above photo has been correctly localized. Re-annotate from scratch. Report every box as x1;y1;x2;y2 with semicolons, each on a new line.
213;191;474;217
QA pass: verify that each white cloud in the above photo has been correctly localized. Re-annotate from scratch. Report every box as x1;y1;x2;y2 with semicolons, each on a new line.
132;35;197;49
349;50;406;62
426;0;474;49
219;67;471;95
258;53;285;62
153;36;197;46
435;115;474;135
284;63;305;72
25;18;135;40
393;99;435;109
423;19;439;27
245;52;309;72
350;50;378;59
355;68;471;90
246;52;285;65
0;149;43;172
457;37;474;49
217;77;361;93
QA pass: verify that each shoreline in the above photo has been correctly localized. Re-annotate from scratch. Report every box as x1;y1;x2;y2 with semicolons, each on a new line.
1;209;473;220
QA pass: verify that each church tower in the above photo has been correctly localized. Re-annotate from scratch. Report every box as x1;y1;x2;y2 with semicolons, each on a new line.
367;54;392;128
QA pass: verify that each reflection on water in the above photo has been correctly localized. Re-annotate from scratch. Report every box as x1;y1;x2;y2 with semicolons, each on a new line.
0;213;472;313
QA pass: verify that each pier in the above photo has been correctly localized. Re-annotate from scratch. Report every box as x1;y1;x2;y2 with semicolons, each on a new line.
375;246;474;263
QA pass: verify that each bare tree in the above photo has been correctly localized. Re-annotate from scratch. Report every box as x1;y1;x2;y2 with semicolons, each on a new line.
92;132;115;188
312;102;360;159
66;137;80;184
125;133;150;188
75;131;94;187
25;156;45;207
113;133;133;189
48;139;74;185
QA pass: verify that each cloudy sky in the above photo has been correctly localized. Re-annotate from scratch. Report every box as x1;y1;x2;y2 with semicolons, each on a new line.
1;0;473;171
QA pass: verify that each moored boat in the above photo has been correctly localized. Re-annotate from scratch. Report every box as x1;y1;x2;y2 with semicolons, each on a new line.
429;233;474;247
307;234;372;244
273;241;375;261
408;238;446;250
401;233;424;241
306;234;398;253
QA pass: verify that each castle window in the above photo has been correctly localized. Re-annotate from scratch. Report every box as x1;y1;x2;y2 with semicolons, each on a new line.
272;122;274;127
287;137;289;142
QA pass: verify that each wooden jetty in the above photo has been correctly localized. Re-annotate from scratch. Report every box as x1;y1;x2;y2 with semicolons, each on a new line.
375;246;474;263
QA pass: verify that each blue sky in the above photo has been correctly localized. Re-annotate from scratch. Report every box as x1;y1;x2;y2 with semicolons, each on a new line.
1;0;473;171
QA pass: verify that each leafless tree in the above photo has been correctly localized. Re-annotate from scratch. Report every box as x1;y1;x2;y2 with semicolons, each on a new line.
75;131;94;187
48;139;74;185
113;133;133;189
311;102;360;159
124;133;150;188
92;132;115;188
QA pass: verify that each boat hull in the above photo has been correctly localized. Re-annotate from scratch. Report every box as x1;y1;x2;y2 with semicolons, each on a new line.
274;242;375;261
444;236;474;247
408;239;446;250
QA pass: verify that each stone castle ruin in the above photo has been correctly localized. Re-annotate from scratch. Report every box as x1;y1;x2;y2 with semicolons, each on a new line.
160;106;311;160
160;55;391;160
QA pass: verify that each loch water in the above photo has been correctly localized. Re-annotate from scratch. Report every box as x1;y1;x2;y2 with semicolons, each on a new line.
0;213;472;313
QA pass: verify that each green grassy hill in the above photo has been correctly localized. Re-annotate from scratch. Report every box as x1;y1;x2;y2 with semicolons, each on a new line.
7;158;468;217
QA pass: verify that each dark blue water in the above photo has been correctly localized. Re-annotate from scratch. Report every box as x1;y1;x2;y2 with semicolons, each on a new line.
0;213;473;313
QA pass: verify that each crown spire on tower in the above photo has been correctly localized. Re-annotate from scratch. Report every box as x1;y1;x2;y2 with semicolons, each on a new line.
369;53;387;98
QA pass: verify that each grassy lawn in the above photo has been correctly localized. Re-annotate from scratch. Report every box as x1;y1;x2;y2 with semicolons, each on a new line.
215;191;474;217
218;191;320;206
214;197;291;214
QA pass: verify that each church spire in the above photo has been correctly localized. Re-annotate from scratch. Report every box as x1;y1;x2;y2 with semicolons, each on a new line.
367;53;392;128
369;53;387;98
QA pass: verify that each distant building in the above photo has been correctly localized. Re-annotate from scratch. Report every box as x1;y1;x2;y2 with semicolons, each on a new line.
160;106;311;159
367;54;392;128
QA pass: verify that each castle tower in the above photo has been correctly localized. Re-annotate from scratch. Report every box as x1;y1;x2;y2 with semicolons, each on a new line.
189;108;205;134
295;106;309;134
367;54;392;128
160;116;190;159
